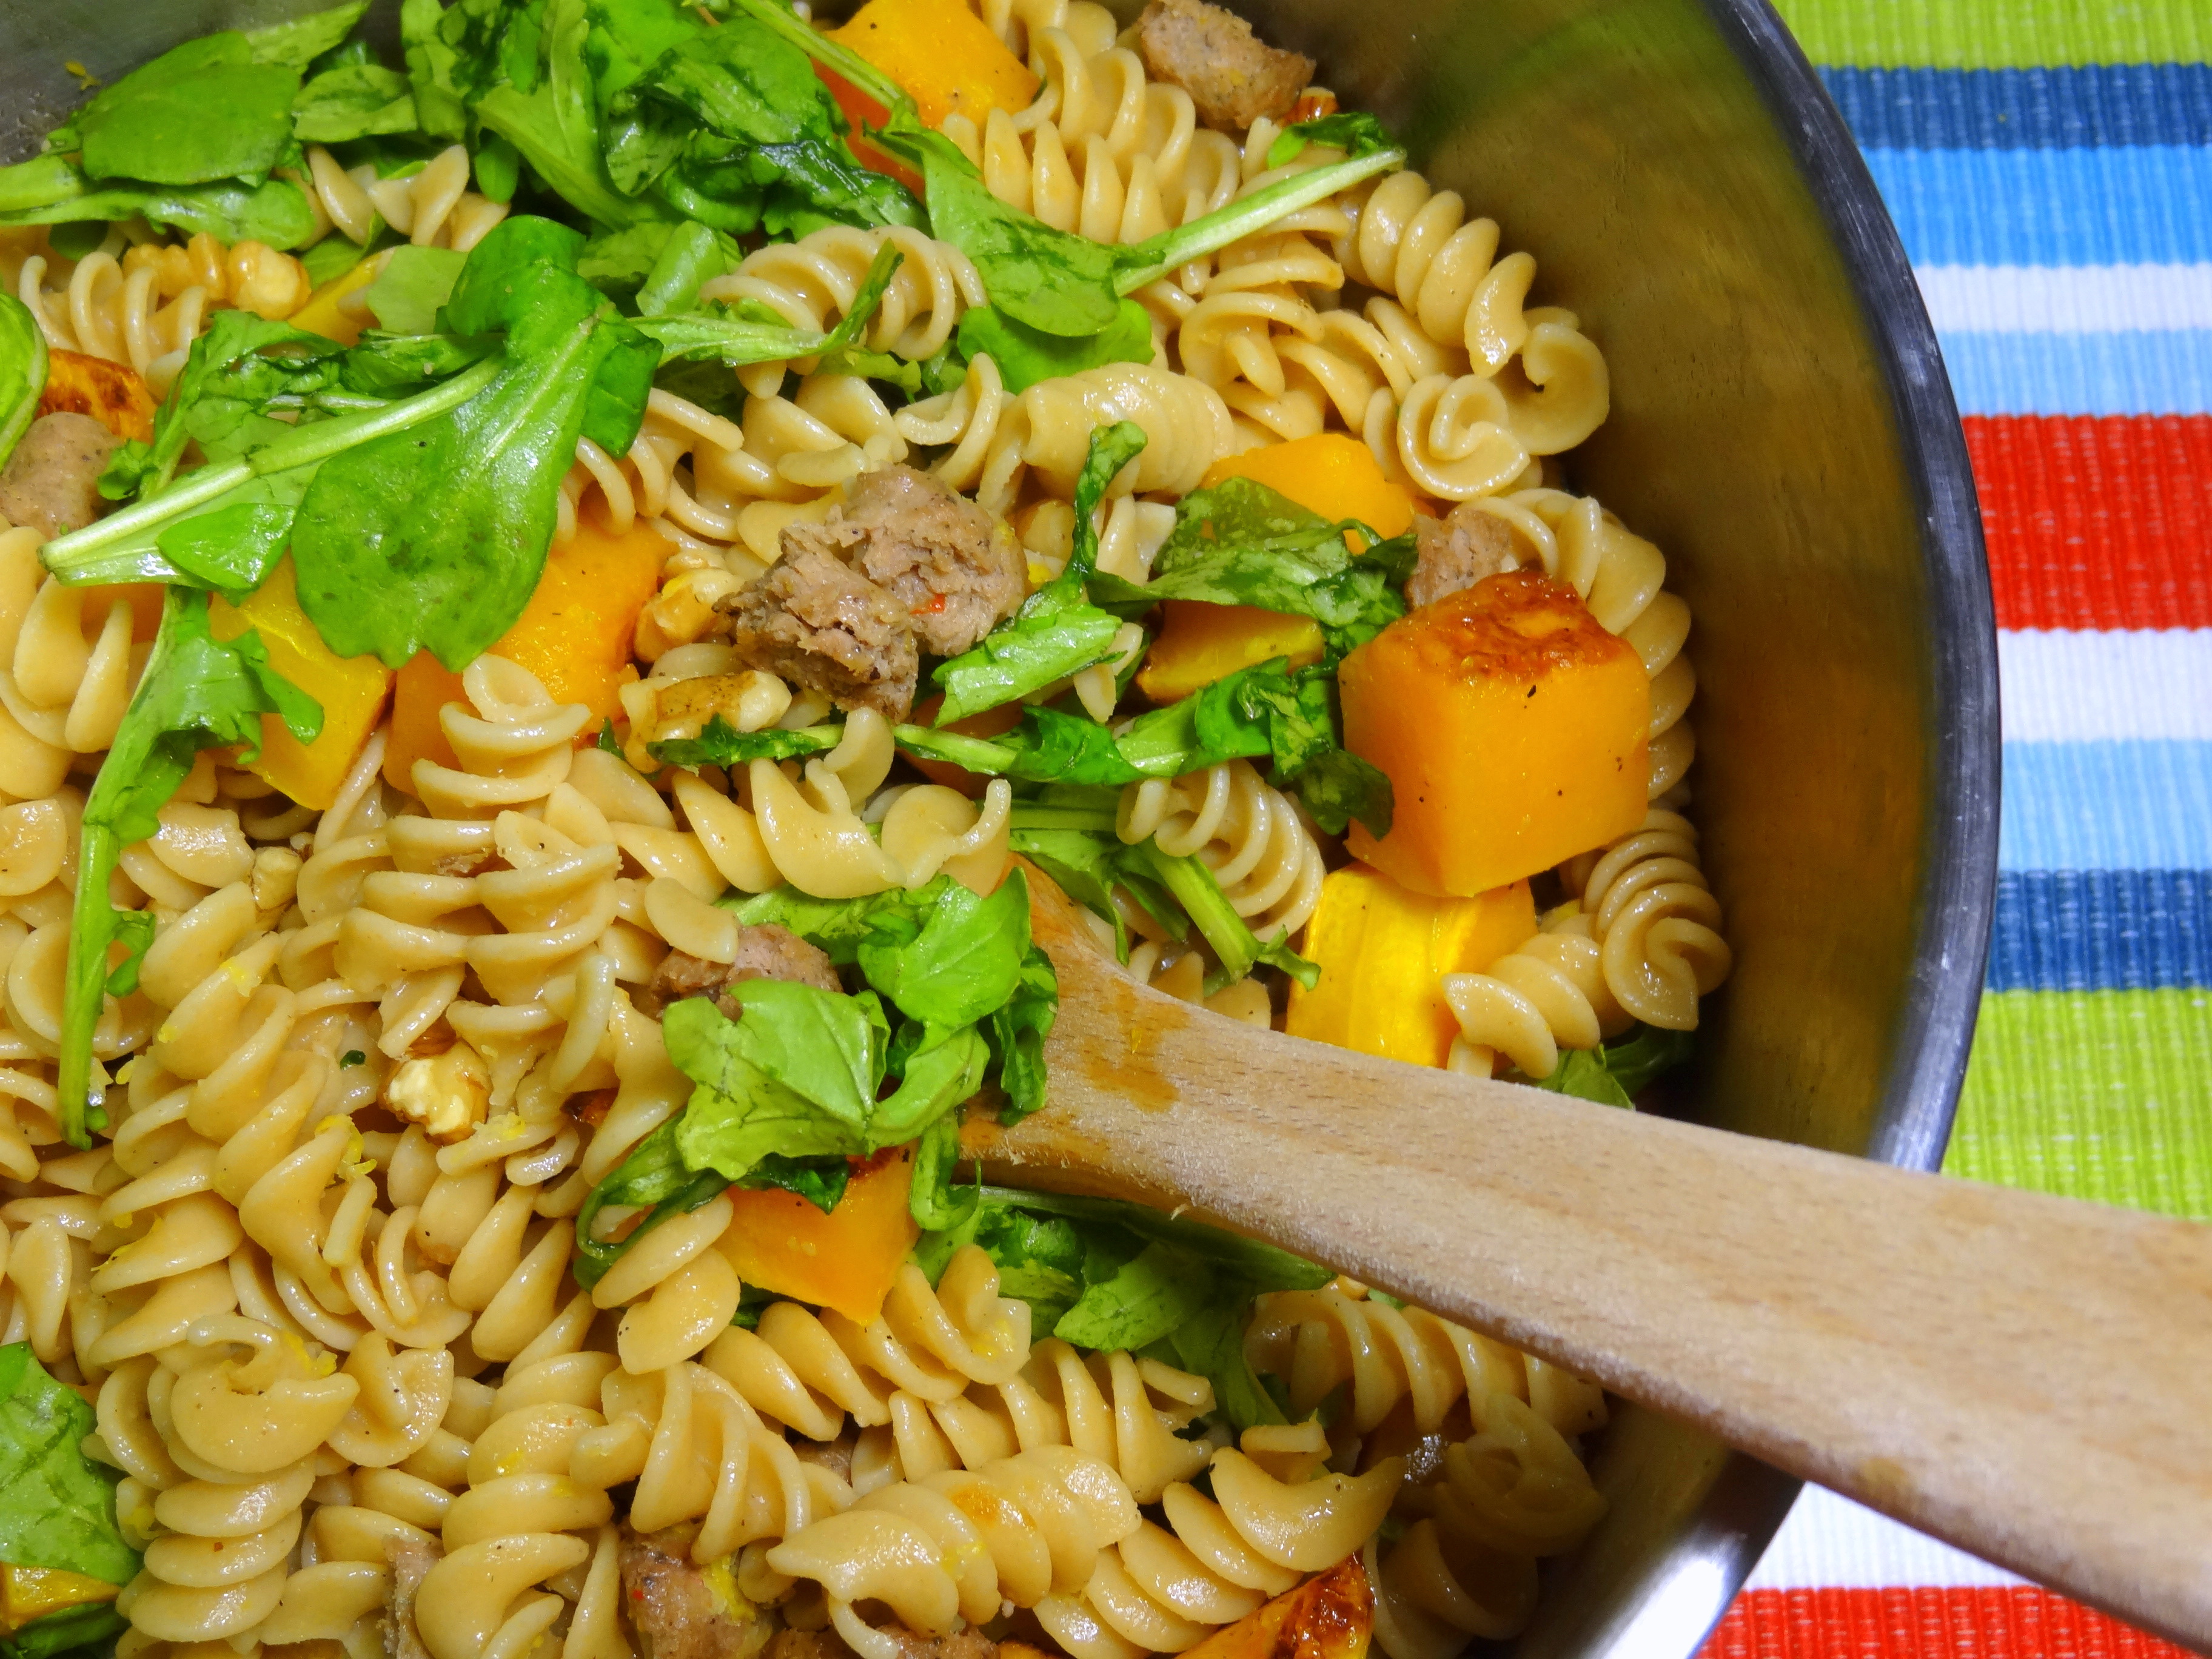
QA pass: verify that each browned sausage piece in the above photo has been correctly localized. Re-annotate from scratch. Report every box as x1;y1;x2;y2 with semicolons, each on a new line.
619;1528;773;1659
0;412;122;540
1136;0;1315;132
717;543;921;722
1406;502;1519;609
637;923;842;1020
834;464;1025;658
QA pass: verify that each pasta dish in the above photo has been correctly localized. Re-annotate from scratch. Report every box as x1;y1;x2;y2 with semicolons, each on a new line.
0;2;1733;1655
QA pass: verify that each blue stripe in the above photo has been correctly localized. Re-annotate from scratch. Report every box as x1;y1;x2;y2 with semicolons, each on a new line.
2000;742;2212;872
1863;147;2212;266
1939;330;2212;417
1820;64;2212;152
1987;870;2212;991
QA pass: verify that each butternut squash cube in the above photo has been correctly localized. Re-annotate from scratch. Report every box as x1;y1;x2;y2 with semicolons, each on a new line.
1137;601;1324;704
1341;570;1647;896
718;1146;919;1326
1182;1554;1374;1659
383;514;666;789
287;255;381;347
210;559;394;811
830;0;1040;130
1200;434;1415;540
37;349;154;443
1285;863;1533;1068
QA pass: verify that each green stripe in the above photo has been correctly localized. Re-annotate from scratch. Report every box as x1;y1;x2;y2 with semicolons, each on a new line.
1947;989;2212;1221
1772;0;2211;69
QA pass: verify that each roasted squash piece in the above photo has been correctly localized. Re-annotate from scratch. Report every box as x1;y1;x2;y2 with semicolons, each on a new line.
287;255;382;346
1140;436;1415;703
830;0;1040;130
383;514;666;789
1285;864;1534;1068
209;560;394;811
1341;569;1647;896
717;1146;919;1325
36;349;154;443
0;1563;121;1636
1182;1555;1374;1659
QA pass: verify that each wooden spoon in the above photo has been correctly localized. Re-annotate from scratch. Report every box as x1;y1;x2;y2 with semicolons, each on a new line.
960;870;2212;1651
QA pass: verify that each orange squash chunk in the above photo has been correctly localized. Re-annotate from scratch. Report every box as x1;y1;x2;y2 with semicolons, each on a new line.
1182;1555;1374;1659
1285;864;1533;1068
1341;569;1647;896
383;514;666;789
830;0;1040;130
719;1146;919;1325
1140;437;1414;703
210;560;394;811
36;350;154;443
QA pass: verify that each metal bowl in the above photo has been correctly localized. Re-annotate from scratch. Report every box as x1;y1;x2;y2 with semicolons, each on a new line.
1;0;2000;1653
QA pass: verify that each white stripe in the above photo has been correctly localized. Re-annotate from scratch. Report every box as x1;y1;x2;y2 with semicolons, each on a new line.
1999;629;2212;743
1915;263;2212;333
1745;1487;2027;1591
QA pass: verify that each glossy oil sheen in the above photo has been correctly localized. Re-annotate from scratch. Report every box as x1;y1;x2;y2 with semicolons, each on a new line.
0;0;2000;1654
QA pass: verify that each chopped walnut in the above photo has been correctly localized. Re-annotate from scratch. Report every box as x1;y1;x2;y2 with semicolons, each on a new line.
383;1043;491;1144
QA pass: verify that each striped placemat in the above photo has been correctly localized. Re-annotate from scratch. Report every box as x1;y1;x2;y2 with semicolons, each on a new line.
1698;2;2211;1655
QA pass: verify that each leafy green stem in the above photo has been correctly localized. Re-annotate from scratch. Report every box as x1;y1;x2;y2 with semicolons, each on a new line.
39;355;501;582
1113;146;1406;293
731;0;907;114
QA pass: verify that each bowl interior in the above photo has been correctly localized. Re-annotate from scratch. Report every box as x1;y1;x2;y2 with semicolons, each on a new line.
0;0;2000;1652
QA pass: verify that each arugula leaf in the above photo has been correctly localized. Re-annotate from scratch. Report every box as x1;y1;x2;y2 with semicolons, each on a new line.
571;1117;731;1291
73;35;300;189
363;245;468;333
0;167;318;248
916;1198;1088;1329
728;879;950;966
732;0;1404;344
577;221;678;301
663;985;991;1185
855;868;1032;1031
636;220;742;315
1134;840;1318;991
1;1597;128;1659
247;1;374;72
294;62;420;144
649;716;842;768
954;299;1155;394
57;591;321;1144
636;242;902;367
1056;1240;1216;1351
930;422;1145;723
1515;1025;1696;1104
1168;1299;1287;1431
909;1111;978;1231
1088;475;1415;663
290;219;654;668
0;294;45;471
0;1344;138;1586
986;945;1059;1120
744;1152;853;1213
1265;110;1397;168
602;19;922;235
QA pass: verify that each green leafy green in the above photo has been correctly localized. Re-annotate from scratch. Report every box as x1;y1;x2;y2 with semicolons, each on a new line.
635;220;742;315
985;943;1059;1120
246;1;374;72
908;1112;978;1231
0;1344;139;1586
1513;1025;1696;1105
294;62;421;144
0;1597;127;1659
602;19;923;236
571;1116;729;1290
1133;839;1318;991
918;1187;1326;1428
1265;110;1397;168
930;421;1145;723
0;294;45;472
0;167;318;248
58;591;321;1145
73;35;300;188
289;216;656;668
663;986;987;1185
745;1152;854;1213
954;299;1154;394
649;716;842;768
856;871;1032;1031
363;245;468;333
1091;475;1417;663
635;241;902;369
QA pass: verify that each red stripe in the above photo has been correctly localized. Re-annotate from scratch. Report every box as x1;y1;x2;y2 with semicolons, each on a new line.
1966;414;2212;631
1700;1586;2194;1659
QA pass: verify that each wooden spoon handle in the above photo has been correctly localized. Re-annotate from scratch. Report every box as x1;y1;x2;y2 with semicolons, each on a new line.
968;890;2212;1648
